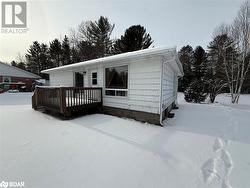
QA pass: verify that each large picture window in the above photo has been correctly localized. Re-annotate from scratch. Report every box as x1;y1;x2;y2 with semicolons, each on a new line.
105;65;128;96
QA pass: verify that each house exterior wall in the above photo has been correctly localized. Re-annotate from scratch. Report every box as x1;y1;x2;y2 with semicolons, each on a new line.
83;57;162;114
47;56;181;125
0;76;36;91
48;57;162;114
49;70;74;86
161;61;176;111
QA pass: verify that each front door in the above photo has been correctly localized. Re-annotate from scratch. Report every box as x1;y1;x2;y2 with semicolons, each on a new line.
75;72;84;87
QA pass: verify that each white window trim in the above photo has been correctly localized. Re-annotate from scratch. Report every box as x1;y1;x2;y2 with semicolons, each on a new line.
104;64;129;98
91;71;98;86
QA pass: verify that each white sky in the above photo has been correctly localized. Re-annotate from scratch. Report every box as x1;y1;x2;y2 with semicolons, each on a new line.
0;0;245;63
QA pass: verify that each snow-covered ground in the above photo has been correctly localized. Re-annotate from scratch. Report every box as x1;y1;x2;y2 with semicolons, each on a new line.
0;92;249;188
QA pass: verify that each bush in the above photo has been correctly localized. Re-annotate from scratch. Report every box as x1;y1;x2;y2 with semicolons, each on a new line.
184;80;207;103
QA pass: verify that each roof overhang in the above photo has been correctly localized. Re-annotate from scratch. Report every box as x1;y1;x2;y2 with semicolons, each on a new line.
41;46;183;76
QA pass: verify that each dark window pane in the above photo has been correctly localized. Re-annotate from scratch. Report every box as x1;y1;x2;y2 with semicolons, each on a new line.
92;72;97;79
105;66;128;89
116;90;127;96
92;72;97;85
105;90;115;96
92;79;97;85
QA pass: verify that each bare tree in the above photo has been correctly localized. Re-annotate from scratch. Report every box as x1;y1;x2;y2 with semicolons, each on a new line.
213;23;231;37
212;1;250;103
208;32;239;103
230;1;250;103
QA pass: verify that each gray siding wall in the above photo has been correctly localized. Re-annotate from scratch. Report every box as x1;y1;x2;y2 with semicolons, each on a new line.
161;61;176;111
49;70;74;86
48;57;165;114
76;57;162;114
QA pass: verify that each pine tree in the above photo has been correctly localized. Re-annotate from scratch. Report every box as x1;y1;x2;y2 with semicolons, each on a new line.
11;61;17;67
178;45;194;91
26;41;50;75
77;41;98;61
26;41;42;75
40;43;51;70
16;62;26;70
70;46;81;64
184;46;208;103
77;16;114;58
61;35;71;65
49;39;62;67
112;25;153;54
207;34;239;102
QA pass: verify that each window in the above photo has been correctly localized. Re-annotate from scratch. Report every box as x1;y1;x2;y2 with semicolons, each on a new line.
92;72;97;85
3;76;11;83
105;65;128;96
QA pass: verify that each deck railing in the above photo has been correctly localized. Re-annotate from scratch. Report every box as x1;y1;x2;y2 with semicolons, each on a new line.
32;86;103;117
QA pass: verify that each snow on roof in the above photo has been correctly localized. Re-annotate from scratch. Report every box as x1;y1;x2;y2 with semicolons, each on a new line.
42;46;182;74
0;61;41;78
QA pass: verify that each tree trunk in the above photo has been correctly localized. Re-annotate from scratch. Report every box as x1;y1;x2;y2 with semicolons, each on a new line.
210;93;216;103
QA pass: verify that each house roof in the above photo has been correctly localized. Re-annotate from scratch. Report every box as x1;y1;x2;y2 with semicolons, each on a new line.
0;61;41;79
41;46;183;76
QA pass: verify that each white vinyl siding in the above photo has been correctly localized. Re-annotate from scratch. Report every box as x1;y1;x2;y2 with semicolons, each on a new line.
103;57;161;114
49;71;74;86
161;62;176;111
47;56;179;116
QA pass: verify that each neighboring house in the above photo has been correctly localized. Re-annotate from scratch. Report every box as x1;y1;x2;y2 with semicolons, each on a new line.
41;47;183;125
0;62;40;91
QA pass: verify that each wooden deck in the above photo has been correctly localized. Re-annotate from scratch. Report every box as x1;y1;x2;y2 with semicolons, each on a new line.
32;87;103;118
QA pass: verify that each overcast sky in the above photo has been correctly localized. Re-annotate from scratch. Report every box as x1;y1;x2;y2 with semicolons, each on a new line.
0;0;246;63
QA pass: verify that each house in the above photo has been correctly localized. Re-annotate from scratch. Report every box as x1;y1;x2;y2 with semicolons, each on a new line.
41;47;183;125
0;62;41;91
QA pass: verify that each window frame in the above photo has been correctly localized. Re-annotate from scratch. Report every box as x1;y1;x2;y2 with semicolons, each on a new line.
3;76;11;83
104;64;129;97
91;71;98;86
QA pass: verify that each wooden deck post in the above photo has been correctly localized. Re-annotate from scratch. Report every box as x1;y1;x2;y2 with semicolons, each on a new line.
59;87;66;114
32;89;37;109
100;88;103;106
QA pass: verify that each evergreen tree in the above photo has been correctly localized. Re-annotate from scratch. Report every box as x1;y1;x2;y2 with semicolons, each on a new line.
184;46;208;103
207;34;236;84
26;41;50;76
61;35;71;65
77;16;114;58
112;25;153;54
11;61;17;67
207;34;239;102
178;45;194;91
70;46;81;64
49;39;62;67
26;41;42;75
191;46;208;79
12;57;27;70
77;41;98;61
40;43;51;70
16;62;26;70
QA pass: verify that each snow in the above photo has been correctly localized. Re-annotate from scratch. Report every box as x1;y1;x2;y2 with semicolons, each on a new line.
0;92;249;188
